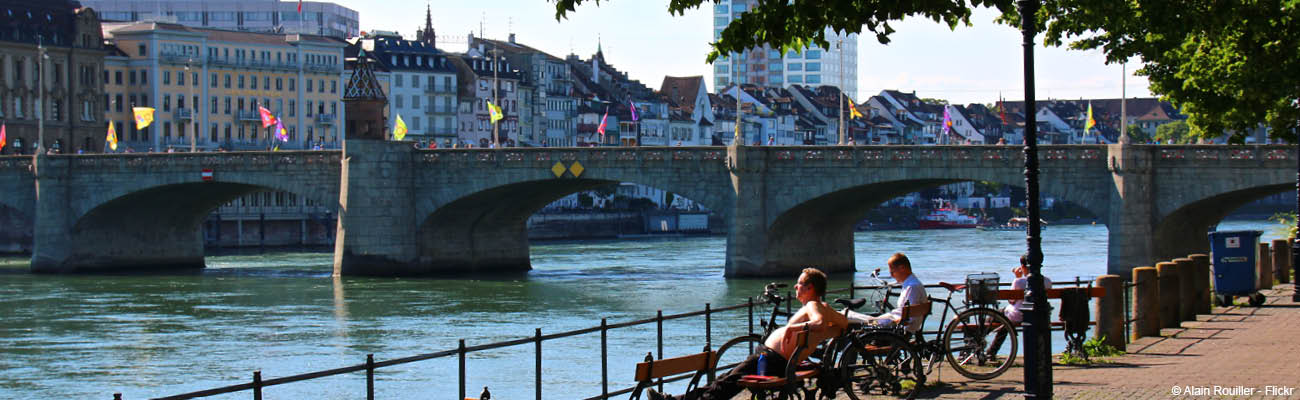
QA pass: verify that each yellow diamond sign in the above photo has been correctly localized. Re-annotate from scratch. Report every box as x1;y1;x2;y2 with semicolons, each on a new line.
568;161;584;177
551;162;567;178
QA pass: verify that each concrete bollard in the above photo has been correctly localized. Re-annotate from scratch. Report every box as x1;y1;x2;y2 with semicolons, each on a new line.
1261;241;1275;289
1173;258;1197;322
1189;254;1211;315
1094;274;1125;349
1131;266;1160;340
1156;262;1181;328
1273;238;1292;284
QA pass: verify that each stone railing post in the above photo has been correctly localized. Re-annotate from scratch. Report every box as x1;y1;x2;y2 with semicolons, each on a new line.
1189;254;1211;315
1131;266;1160;339
1156;261;1181;328
1273;239;1291;284
1261;242;1275;289
1094;274;1124;348
1173;258;1197;322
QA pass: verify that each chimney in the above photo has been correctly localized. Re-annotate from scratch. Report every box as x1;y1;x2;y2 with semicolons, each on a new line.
509;33;516;44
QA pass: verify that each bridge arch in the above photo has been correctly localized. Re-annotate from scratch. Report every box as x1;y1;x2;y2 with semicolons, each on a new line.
412;175;731;274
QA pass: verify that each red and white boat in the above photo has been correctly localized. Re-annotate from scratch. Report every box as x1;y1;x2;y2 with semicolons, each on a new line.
918;199;981;229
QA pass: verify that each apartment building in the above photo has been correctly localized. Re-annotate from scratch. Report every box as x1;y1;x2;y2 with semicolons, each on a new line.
0;0;107;154
102;21;346;151
81;0;358;39
711;0;857;97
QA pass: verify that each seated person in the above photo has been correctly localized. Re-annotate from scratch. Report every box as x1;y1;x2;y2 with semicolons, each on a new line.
861;252;928;333
989;254;1052;357
647;268;848;400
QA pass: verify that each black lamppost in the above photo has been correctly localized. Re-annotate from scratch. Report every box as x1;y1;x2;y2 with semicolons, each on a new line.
1017;0;1053;397
1294;108;1299;302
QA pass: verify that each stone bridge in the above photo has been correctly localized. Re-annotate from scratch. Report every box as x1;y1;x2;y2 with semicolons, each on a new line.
0;142;1294;277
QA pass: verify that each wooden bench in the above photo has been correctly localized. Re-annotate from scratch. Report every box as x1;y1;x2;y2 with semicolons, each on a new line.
629;350;716;400
997;286;1106;358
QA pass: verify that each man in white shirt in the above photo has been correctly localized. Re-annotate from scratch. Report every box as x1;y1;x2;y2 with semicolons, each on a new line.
989;254;1052;358
866;253;927;333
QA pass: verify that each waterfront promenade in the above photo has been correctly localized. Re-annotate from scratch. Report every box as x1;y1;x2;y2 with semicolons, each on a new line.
838;284;1300;399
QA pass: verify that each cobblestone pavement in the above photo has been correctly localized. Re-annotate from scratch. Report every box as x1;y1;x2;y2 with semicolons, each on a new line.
821;284;1300;399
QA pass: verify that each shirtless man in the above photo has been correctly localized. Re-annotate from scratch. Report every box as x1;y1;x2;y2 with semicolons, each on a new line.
647;268;848;400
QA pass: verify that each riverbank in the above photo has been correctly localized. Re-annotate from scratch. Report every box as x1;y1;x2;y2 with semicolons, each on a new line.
837;284;1300;399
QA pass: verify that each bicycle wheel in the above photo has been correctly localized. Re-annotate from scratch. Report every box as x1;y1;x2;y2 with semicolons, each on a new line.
712;334;764;382
942;307;1017;380
837;330;924;399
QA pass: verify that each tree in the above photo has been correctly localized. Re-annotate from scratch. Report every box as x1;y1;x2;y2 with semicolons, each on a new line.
1036;0;1300;143
1126;124;1152;143
921;98;951;105
1154;120;1194;144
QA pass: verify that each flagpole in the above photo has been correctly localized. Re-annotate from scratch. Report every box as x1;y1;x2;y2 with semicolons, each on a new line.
837;39;845;145
1120;62;1128;143
36;34;45;154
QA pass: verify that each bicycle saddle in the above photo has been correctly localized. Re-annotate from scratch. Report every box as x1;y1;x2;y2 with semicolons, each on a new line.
939;282;967;292
835;298;868;310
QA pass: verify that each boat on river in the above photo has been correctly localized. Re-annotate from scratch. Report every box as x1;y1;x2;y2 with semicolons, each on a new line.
918;199;982;229
977;217;1048;231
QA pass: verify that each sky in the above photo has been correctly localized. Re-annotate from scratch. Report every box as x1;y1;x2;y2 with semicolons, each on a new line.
330;0;1152;105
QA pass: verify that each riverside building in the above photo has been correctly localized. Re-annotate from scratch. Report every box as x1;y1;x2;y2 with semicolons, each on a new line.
0;0;108;154
78;0;358;39
710;0;857;97
101;21;346;151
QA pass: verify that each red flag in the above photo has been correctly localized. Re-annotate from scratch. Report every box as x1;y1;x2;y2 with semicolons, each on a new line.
596;106;609;138
998;95;1006;125
297;0;303;13
0;124;7;152
258;105;277;128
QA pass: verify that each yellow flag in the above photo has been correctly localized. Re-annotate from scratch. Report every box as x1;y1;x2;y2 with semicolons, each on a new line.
846;95;864;119
393;114;408;140
133;107;155;129
1084;102;1096;136
106;121;118;151
488;101;504;124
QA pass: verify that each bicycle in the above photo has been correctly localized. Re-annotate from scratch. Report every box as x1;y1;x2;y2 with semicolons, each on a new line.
833;269;926;398
711;282;791;377
836;272;1017;399
908;274;1017;380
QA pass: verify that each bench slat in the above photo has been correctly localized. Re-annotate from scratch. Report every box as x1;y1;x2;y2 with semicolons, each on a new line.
634;351;717;382
997;287;1105;301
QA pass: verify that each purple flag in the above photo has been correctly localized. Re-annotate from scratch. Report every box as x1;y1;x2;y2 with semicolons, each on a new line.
942;105;952;135
274;120;289;142
629;100;638;122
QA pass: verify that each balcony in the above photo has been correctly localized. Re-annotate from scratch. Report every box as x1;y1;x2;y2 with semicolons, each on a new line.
316;114;336;125
424;85;455;94
160;53;199;66
236;110;261;122
424;105;455;115
304;63;338;74
175;108;193;120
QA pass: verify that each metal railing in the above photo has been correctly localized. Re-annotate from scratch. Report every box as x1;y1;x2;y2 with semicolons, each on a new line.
424;85;456;94
114;276;1110;400
235;110;261;122
174;109;193;120
315;114;336;125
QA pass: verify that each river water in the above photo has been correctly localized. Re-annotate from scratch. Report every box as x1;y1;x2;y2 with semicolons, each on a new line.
0;220;1282;399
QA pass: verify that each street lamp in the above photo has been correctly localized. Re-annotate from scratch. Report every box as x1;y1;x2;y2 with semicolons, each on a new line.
1016;0;1052;398
185;59;196;152
36;34;48;154
837;39;845;145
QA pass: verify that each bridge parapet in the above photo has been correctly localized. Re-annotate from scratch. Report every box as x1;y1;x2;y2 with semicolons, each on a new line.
32;151;343;172
0;155;33;171
1146;144;1295;163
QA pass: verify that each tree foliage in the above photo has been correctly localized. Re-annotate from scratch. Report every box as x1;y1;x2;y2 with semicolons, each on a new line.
1037;0;1300;143
553;0;1299;143
1154;120;1193;144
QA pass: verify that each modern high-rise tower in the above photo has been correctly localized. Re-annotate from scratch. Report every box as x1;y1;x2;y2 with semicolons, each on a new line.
710;0;857;97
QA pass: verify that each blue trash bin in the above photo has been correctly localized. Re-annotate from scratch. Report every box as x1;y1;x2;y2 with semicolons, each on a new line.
1207;230;1265;307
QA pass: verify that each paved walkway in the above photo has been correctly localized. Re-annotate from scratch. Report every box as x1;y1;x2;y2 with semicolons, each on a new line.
833;284;1300;399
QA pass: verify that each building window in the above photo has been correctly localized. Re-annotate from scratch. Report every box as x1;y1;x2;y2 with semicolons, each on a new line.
211;73;217;88
306;79;313;92
805;74;821;84
805;62;821;72
250;75;258;90
237;75;245;89
331;80;337;93
163;71;170;85
395;74;403;88
805;50;822;59
224;97;231;114
224;74;231;88
289;78;295;91
177;71;184;86
129;71;137;85
288;100;295;117
210;96;217;114
276;78;283;90
141;71;147;85
138;44;146;56
789;75;802;83
787;63;802;71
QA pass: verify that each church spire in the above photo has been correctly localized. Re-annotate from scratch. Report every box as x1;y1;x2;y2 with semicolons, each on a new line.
419;4;436;48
